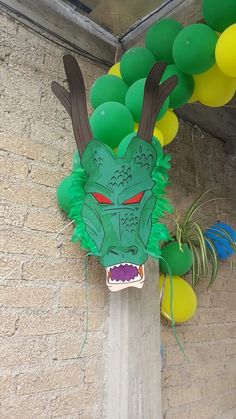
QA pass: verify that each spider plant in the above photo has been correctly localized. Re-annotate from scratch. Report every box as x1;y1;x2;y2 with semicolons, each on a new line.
171;190;235;288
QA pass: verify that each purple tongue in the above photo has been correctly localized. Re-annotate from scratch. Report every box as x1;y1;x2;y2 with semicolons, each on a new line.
111;264;138;281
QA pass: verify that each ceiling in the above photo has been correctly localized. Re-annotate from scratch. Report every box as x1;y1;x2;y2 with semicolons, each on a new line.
64;0;167;35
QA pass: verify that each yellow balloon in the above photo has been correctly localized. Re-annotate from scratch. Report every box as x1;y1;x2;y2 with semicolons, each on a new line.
153;127;164;146
188;90;197;103
194;64;236;107
155;110;179;146
133;122;164;146
108;62;122;78
159;274;197;323
216;24;236;78
133;121;139;132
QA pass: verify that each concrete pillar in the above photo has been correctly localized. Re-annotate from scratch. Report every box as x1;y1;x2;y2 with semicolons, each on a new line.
105;259;161;419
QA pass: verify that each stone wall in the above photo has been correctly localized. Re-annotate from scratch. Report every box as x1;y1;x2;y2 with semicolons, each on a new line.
1;9;236;419
0;11;108;418
162;122;236;419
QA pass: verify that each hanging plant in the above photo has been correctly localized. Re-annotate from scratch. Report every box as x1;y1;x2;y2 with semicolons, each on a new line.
160;190;234;287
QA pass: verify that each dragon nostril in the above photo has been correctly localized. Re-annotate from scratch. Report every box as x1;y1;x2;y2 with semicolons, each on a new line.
108;247;120;256
108;246;138;257
128;246;138;255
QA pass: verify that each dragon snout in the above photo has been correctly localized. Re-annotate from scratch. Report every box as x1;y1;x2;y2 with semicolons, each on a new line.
108;246;138;257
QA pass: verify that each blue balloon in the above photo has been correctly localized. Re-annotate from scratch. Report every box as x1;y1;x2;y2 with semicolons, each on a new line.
204;222;236;260
214;222;236;241
205;232;233;260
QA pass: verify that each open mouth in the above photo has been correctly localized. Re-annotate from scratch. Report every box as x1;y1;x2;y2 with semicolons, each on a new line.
106;263;145;292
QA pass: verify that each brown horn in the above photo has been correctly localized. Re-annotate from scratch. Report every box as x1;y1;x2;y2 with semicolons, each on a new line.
137;62;178;143
51;55;93;155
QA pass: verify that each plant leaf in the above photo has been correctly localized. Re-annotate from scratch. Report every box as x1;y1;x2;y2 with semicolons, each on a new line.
188;242;202;287
204;237;219;287
192;222;209;277
184;197;229;226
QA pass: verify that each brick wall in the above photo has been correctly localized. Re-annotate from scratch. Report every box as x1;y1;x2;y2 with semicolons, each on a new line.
162;122;236;419
0;11;107;418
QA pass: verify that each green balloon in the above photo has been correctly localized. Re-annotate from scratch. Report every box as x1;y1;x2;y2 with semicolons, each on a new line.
161;65;194;108
120;47;156;86
57;175;76;213
203;0;236;32
90;75;128;109
125;78;169;122
117;132;163;158
145;18;183;63
160;241;193;276
90;101;134;148
72;150;81;172
117;132;137;157
173;24;218;74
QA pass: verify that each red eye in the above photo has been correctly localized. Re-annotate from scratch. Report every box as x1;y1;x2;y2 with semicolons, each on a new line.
123;192;144;205
92;192;113;204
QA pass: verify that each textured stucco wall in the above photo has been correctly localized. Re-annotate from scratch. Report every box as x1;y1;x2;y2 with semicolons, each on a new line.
0;11;108;418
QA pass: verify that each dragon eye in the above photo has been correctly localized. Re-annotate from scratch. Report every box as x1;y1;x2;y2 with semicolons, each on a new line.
92;192;113;204
123;192;144;205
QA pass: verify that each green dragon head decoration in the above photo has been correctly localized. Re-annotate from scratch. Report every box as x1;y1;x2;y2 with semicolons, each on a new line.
52;55;177;292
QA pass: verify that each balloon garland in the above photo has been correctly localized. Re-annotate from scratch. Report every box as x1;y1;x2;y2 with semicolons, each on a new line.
87;1;236;325
89;0;236;150
54;1;236;332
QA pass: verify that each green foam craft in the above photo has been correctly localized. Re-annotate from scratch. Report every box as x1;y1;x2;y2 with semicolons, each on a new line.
52;55;177;292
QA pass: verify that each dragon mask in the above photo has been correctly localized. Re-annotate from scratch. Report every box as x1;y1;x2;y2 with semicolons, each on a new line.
52;55;177;291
